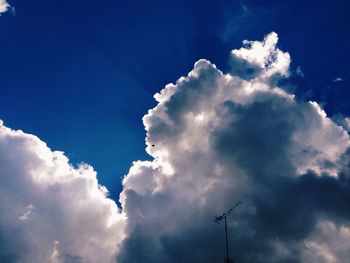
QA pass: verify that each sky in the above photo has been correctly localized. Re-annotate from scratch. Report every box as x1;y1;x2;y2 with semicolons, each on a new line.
1;0;350;262
1;0;349;200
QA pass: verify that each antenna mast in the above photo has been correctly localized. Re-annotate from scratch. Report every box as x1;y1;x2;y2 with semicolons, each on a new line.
213;201;242;263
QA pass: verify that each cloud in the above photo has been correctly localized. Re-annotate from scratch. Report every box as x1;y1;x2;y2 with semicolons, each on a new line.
118;33;350;262
302;220;350;263
230;32;290;81
220;1;253;41
0;0;9;14
296;66;304;77
0;120;125;263
1;32;350;263
333;77;343;82
333;115;350;133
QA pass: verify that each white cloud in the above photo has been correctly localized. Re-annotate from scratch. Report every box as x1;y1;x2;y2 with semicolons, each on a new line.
118;33;350;262
0;120;126;262
230;32;291;80
0;0;9;14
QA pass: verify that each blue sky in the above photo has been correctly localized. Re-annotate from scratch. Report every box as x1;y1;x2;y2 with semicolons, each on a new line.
2;1;350;262
1;0;349;202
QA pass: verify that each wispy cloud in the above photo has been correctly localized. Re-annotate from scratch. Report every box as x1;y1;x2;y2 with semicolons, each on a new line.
296;66;305;77
220;1;253;41
333;77;343;82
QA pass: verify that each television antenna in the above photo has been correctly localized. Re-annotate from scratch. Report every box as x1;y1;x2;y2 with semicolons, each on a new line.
213;201;242;263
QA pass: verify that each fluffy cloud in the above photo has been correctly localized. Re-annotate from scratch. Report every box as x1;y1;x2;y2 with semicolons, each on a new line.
230;32;290;80
0;0;9;14
118;33;350;263
1;32;350;263
0;120;125;263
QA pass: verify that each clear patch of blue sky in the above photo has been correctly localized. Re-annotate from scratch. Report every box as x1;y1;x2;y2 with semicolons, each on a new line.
0;0;349;201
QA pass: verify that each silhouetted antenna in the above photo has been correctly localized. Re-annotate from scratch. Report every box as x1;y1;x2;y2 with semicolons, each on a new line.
213;201;242;263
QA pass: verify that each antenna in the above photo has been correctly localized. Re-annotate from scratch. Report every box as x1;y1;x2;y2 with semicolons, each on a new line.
213;201;242;263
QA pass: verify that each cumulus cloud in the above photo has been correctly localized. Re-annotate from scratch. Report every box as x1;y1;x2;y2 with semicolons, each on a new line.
0;120;125;263
1;32;350;263
0;0;9;14
229;32;290;81
118;33;350;263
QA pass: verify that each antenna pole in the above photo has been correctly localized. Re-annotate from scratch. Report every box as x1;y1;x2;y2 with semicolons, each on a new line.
225;216;230;263
213;201;241;263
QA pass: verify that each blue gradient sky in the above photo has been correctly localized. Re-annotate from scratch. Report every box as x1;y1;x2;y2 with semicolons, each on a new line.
0;0;349;201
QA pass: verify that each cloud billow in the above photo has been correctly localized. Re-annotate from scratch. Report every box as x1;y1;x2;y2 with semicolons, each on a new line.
0;0;9;14
118;33;350;263
0;121;126;263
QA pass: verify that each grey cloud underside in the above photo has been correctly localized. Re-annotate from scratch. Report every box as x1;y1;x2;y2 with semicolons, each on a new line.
118;33;350;263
